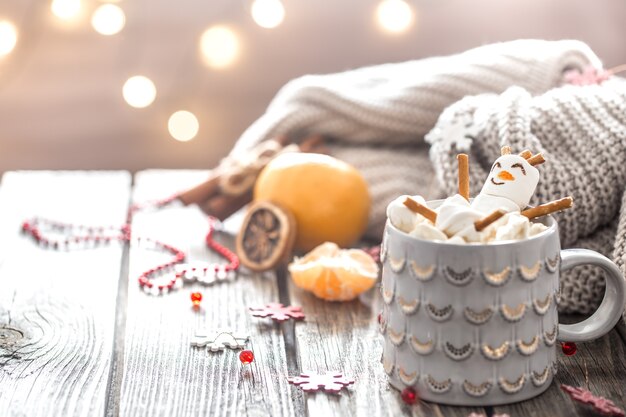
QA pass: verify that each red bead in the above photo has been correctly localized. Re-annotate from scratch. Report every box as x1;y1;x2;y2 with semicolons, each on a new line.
377;313;382;324
239;349;254;364
401;387;418;405
190;292;203;307
561;342;577;356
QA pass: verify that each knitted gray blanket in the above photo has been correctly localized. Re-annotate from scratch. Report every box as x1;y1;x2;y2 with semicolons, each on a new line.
230;39;626;314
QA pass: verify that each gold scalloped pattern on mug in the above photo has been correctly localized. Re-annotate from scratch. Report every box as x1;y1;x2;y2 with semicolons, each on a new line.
481;341;510;361
387;327;405;346
463;306;494;325
397;296;420;315
398;367;419;385
516;335;539;356
426;375;452;394
532;293;552;315
545;254;560;273
381;279;394;305
498;374;526;394
543;325;557;346
426;303;453;322
409;261;435;281
380;237;388;264
409;335;435;355
388;256;406;273
443;341;474;361
462;380;493;397
531;366;551;387
500;302;526;322
443;266;474;286
382;356;394;375
378;311;387;334
483;266;511;286
519;261;542;281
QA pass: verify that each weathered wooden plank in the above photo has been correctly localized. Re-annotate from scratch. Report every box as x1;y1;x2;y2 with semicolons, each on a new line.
286;274;484;417
119;170;301;417
0;171;131;417
494;318;626;416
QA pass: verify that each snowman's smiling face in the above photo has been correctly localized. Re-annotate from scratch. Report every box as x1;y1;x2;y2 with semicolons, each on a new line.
480;154;539;209
489;159;527;185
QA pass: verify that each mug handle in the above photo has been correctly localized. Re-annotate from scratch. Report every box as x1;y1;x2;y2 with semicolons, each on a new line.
558;249;626;342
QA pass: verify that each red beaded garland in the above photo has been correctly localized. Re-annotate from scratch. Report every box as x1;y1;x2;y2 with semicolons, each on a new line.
190;292;203;307
21;194;240;295
561;342;577;356
401;387;418;405
239;349;254;364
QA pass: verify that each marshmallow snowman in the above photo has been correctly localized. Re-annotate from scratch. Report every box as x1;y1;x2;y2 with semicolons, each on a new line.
472;153;540;213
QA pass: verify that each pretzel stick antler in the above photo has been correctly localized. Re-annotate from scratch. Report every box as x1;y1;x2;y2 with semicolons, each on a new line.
474;209;506;231
519;149;532;159
457;153;470;201
521;197;573;220
527;153;545;166
403;197;437;223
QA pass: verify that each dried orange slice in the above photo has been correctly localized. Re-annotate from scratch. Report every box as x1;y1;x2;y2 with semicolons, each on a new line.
288;242;379;301
236;200;296;272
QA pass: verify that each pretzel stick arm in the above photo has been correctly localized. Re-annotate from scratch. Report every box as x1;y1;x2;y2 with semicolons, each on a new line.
457;153;470;201
474;210;506;231
403;197;438;223
521;197;574;220
527;153;545;166
519;150;532;159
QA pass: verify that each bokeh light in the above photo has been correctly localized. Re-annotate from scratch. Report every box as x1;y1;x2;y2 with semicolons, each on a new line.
168;111;199;142
51;0;81;21
91;4;126;36
376;0;414;34
0;20;18;57
251;0;285;29
122;76;157;108
199;26;240;69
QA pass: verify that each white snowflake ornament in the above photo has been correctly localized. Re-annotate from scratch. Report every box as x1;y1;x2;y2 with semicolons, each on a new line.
191;330;249;352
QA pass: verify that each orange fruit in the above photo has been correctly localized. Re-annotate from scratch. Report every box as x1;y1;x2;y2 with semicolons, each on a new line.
254;153;370;252
288;242;379;301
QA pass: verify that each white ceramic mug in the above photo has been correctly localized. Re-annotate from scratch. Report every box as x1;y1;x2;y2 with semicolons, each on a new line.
379;202;626;406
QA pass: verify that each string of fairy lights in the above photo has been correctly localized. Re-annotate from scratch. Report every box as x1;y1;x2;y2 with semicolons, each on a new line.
0;0;416;142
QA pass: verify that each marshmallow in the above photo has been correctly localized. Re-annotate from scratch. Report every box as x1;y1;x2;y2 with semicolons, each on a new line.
479;154;539;210
387;195;428;233
435;194;483;237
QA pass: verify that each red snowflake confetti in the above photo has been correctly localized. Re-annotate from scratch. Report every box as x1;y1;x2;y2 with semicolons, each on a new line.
361;245;381;263
249;303;305;322
561;385;625;417
287;371;354;394
561;341;577;356
564;66;610;86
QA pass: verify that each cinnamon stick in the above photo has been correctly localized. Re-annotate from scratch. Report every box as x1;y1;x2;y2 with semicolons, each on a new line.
474;209;506;231
519;150;532;159
521;197;574;220
177;173;221;206
527;153;545;166
403;197;438;223
457;153;470;201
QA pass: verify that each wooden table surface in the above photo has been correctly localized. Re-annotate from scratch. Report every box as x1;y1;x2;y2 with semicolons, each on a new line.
0;170;624;417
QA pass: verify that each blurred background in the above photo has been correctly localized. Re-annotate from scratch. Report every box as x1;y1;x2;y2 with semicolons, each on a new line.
0;0;625;173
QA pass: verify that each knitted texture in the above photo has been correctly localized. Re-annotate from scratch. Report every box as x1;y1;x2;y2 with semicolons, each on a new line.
228;40;626;314
426;82;626;314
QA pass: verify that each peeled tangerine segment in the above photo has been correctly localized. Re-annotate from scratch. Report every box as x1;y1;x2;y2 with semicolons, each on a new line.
288;242;379;301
